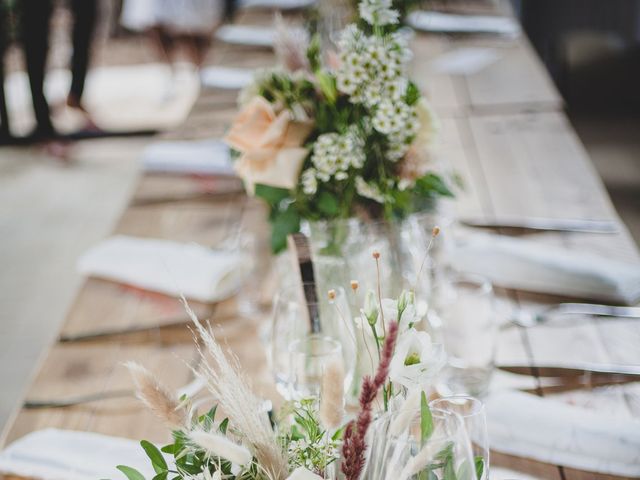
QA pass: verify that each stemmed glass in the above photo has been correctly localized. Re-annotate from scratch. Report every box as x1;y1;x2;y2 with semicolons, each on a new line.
430;396;490;480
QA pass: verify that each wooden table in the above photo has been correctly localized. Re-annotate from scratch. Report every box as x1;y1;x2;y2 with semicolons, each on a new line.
2;7;638;480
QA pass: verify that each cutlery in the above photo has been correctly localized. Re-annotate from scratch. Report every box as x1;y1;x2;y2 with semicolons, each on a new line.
510;303;640;328
459;215;619;234
499;363;640;380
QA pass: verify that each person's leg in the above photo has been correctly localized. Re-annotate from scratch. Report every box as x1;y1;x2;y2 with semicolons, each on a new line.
68;0;98;109
190;34;211;68
20;0;54;137
0;7;11;139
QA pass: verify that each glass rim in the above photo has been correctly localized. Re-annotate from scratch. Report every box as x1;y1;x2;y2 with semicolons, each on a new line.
429;395;485;418
287;334;342;357
274;283;347;308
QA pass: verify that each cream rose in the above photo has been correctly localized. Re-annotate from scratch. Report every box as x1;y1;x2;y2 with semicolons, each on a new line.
224;97;313;193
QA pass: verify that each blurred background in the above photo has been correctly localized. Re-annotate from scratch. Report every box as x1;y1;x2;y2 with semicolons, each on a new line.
0;0;639;432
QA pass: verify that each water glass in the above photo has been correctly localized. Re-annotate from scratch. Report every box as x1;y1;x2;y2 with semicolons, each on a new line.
288;334;343;400
430;396;489;480
430;273;496;397
269;284;354;400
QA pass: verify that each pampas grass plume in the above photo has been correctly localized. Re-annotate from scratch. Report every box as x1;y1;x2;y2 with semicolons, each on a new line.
125;361;185;429
189;430;253;466
319;358;345;430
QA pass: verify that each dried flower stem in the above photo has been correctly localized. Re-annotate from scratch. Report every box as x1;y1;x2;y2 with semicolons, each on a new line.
341;320;399;480
413;225;440;295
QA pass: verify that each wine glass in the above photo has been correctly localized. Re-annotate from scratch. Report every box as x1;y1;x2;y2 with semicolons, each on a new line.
430;396;489;480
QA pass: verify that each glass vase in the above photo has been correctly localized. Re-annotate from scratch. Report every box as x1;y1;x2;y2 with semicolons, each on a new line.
362;407;476;480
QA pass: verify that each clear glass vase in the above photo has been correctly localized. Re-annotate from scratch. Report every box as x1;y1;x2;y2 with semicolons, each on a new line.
362;407;476;480
305;213;441;302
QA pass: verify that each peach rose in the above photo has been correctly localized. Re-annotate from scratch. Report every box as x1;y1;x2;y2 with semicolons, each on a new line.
224;97;313;193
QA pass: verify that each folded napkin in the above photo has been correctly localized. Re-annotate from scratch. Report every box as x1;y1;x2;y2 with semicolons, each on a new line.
430;47;500;75
78;236;248;303
239;0;316;9
485;390;640;477
215;25;276;47
0;428;158;480
199;66;255;90
449;233;640;304
141;139;235;175
407;11;520;36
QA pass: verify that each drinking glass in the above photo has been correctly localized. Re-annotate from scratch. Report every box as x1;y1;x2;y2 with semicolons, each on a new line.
288;334;343;400
269;284;355;400
430;396;489;480
364;407;476;480
430;273;496;397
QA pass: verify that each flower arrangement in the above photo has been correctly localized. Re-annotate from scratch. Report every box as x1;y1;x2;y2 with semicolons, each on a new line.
116;299;446;480
116;253;483;480
225;0;452;252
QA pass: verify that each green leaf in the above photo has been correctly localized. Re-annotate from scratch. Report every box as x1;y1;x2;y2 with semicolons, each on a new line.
307;34;322;72
416;173;454;198
160;444;175;455
420;391;433;446
316;71;337;104
317;191;339;216
152;473;168;480
474;456;485;480
219;417;229;434
117;465;146;480
141;440;168;473
405;81;421;106
270;205;301;253
255;184;290;206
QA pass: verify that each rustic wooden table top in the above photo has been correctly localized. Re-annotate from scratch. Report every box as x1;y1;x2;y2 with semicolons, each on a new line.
1;6;638;480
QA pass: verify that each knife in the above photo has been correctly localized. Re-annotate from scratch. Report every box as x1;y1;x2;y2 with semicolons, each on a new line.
498;363;640;380
459;216;619;234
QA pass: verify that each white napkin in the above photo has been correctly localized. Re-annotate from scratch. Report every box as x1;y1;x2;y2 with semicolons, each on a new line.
141;139;235;175
430;47;500;75
239;0;316;9
407;11;520;36
199;66;255;90
215;25;276;47
0;428;158;480
449;233;640;304
485;390;640;477
78;236;248;303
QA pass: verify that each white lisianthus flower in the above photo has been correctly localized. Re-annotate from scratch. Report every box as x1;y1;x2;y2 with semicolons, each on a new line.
381;297;417;328
389;329;445;390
